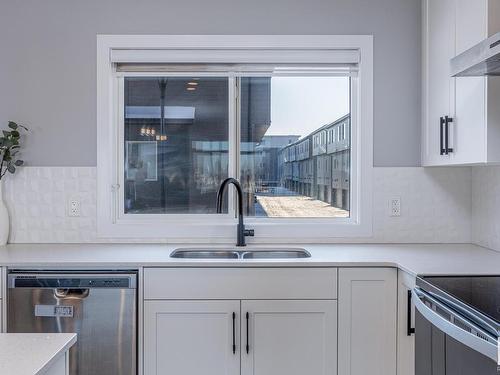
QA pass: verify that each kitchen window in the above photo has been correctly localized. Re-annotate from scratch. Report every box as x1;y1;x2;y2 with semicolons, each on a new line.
241;76;350;218
97;35;373;240
123;76;229;215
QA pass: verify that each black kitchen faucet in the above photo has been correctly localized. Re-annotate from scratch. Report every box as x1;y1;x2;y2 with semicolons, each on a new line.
216;178;254;246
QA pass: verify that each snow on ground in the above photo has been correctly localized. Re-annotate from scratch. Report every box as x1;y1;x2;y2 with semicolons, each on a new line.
256;195;349;218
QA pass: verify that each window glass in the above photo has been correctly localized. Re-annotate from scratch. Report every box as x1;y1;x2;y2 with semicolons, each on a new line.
240;76;350;218
123;77;229;214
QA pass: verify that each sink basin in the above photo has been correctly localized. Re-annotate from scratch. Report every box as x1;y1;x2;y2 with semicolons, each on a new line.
170;248;311;259
241;249;311;259
170;249;239;259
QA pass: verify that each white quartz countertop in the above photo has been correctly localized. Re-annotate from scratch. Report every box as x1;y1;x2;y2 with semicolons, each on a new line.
0;243;499;275
0;333;76;375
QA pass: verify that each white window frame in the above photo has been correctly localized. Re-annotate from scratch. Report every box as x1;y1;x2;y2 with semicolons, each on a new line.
97;35;373;241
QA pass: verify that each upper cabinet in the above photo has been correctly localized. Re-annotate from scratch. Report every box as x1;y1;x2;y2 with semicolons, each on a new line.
422;0;500;166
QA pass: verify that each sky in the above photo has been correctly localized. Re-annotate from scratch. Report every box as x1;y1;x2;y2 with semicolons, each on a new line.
268;76;350;139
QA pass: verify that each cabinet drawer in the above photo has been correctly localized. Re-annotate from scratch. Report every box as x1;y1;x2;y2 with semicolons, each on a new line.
144;268;337;300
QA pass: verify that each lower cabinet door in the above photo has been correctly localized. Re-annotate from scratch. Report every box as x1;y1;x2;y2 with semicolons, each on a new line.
241;300;337;375
338;268;397;375
144;300;240;375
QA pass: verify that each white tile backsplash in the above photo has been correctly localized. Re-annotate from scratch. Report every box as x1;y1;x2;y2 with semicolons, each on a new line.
472;166;500;252
4;167;97;243
371;167;471;243
2;166;473;244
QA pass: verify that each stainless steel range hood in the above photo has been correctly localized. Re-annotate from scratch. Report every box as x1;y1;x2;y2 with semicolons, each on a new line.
451;32;500;77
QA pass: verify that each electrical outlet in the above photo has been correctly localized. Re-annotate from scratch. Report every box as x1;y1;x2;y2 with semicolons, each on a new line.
390;197;401;217
68;199;81;217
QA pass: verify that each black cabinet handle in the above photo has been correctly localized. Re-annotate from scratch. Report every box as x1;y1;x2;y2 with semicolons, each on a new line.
246;312;250;354
407;290;415;336
444;116;453;154
232;312;236;354
440;117;445;155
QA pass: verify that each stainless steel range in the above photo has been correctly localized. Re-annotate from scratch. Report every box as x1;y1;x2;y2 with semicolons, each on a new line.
413;275;499;375
7;271;137;375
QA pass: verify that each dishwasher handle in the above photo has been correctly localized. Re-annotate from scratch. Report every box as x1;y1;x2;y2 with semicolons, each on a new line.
54;288;90;299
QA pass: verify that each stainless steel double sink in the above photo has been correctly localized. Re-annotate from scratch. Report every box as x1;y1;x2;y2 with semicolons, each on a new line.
170;248;311;260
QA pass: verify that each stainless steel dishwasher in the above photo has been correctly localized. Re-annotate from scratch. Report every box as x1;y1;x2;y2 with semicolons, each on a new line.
7;271;137;375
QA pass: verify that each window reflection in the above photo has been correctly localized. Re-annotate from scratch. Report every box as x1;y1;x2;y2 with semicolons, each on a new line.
123;75;351;218
124;77;229;214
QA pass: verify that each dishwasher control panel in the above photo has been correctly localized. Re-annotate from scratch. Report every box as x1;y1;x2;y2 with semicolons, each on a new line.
8;273;137;289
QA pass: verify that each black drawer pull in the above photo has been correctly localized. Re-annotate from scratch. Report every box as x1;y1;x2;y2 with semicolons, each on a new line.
440;117;445;155
232;312;236;354
407;290;415;336
246;312;250;354
444;116;453;154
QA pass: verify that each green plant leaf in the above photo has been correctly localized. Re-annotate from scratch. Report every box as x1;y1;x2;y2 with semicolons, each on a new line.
2;122;27;174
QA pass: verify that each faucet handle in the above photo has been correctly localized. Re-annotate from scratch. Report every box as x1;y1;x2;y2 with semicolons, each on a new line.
244;229;255;237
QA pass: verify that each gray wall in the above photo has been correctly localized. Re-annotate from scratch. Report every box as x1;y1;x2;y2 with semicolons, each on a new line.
0;0;421;167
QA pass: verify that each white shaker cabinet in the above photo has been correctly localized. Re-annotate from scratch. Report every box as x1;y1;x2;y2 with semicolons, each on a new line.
143;267;401;375
241;300;337;375
144;299;337;375
422;0;456;166
144;300;240;375
143;268;338;375
396;270;416;375
422;0;500;166
338;268;397;375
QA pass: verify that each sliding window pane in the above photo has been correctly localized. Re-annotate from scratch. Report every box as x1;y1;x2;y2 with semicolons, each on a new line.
124;77;229;214
240;76;350;218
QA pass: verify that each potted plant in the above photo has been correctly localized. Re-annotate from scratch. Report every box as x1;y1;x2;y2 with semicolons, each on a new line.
0;121;27;245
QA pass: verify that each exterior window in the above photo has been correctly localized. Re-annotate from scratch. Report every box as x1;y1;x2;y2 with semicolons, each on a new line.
123;77;229;214
122;75;351;218
123;75;350;218
97;35;373;239
241;76;350;217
